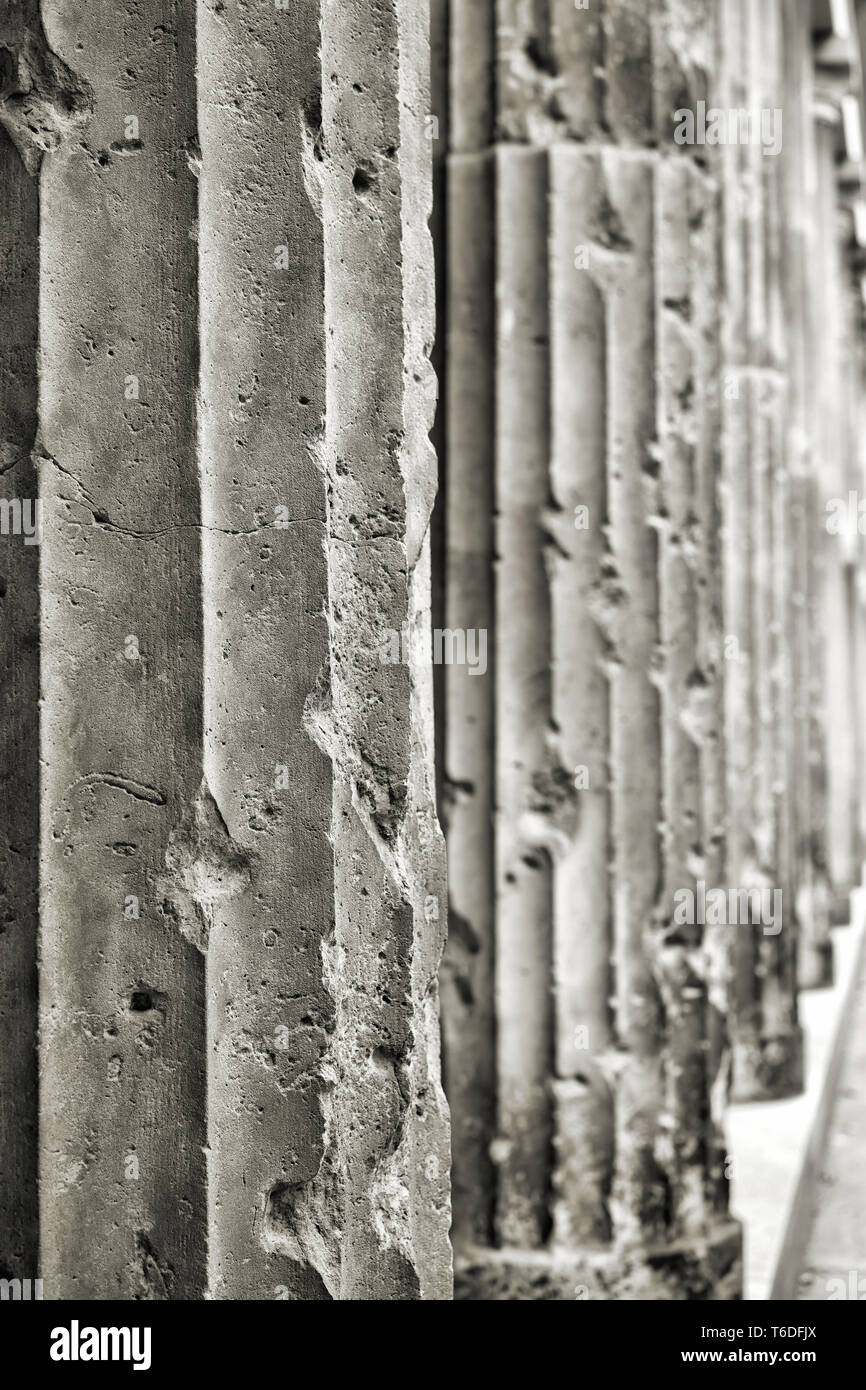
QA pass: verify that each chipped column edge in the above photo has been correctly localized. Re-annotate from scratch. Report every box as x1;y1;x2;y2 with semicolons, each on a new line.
396;0;453;1300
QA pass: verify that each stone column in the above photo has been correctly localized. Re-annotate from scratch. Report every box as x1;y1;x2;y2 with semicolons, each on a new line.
440;0;497;1251
26;0;448;1301
38;0;207;1297
723;0;804;1101
442;0;741;1300
781;0;833;992
813;9;863;918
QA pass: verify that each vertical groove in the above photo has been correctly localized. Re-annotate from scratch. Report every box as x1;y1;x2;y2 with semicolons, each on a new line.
440;147;497;1249
440;0;497;1258
0;0;41;1286
39;0;207;1296
815;110;854;906
318;0;452;1299
493;146;553;1249
656;155;718;1237
603;148;663;1243
548;146;613;1250
197;0;334;1300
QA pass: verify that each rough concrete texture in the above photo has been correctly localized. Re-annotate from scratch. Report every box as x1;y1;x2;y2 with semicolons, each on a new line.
441;0;743;1299
4;0;866;1307
0;0;450;1299
439;0;866;1300
722;0;804;1103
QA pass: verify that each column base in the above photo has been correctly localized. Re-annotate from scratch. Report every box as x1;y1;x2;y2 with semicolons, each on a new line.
730;1026;804;1102
454;1222;742;1300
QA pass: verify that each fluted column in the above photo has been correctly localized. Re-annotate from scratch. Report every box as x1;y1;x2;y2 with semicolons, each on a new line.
442;0;741;1300
723;0;804;1101
39;0;207;1296
5;0;449;1301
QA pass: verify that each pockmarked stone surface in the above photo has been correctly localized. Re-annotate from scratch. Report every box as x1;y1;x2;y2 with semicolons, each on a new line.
1;0;450;1300
2;0;866;1307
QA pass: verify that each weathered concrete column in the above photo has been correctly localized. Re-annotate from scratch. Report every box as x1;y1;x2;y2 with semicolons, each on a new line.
439;0;497;1251
17;0;449;1301
723;0;804;1101
781;0;833;992
812;11;864;918
38;0;207;1297
442;0;740;1300
315;0;451;1300
199;0;451;1302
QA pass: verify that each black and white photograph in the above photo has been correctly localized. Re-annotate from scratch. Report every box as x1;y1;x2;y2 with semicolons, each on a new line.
0;0;864;1364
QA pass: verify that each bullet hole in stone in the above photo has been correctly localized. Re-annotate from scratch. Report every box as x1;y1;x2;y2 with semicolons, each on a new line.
353;83;363;93
593;193;632;253
111;842;137;856
97;150;111;168
546;93;566;123
385;145;396;159
298;396;310;406
352;162;376;195
522;855;542;870
0;578;6;599
128;987;165;1014
505;872;516;885
663;295;692;321
524;36;558;77
110;138;143;154
663;931;688;948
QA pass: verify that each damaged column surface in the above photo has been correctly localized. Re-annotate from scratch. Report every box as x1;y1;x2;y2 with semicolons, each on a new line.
199;0;450;1300
812;18;865;921
781;0;833;993
441;0;741;1299
38;0;208;1297
7;0;450;1299
722;0;804;1102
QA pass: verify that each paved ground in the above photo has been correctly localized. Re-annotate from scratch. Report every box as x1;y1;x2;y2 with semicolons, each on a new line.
796;943;866;1301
